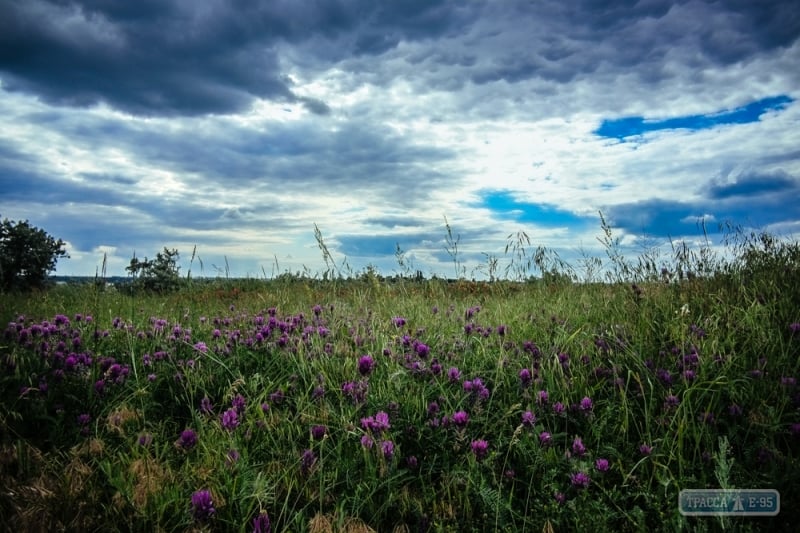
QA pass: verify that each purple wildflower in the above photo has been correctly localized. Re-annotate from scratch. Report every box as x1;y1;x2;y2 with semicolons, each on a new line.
232;394;247;414
311;425;327;441
537;390;549;404
521;410;536;427
225;449;240;468
595;458;610;472
252;511;271;533
539;431;552;446
177;429;198;450
663;394;680;410
191;489;215;521
572;437;587;457
579;396;593;411
570;471;590;489
452;410;469;428
471;439;489;461
639;444;653;456
447;367;462;382
361;435;374;449
221;409;239;431
200;397;214;415
300;449;316;476
552;401;566;415
358;355;375;376
519;368;532;387
381;440;395;459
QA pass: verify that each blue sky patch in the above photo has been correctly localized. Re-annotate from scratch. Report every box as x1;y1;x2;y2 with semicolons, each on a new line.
594;95;794;140
480;190;591;227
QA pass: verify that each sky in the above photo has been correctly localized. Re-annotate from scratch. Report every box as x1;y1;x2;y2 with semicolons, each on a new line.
1;0;799;280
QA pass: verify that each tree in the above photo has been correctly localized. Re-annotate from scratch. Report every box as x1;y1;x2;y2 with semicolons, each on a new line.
0;216;68;291
126;247;181;293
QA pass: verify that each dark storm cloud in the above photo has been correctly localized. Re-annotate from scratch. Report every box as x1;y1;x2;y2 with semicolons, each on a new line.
0;0;481;116
708;170;797;200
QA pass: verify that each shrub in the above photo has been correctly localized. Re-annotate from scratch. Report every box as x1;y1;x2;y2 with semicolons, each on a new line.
125;247;182;293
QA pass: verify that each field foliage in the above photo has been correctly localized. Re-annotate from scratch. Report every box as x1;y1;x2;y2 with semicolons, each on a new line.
1;224;799;532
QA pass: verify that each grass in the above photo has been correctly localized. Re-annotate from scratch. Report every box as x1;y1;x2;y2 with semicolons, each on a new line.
1;224;799;532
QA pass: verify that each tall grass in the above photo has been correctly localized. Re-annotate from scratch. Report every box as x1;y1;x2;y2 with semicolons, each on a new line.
0;222;798;532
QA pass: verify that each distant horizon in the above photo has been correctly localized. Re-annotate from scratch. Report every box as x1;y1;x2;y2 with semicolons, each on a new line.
2;1;798;279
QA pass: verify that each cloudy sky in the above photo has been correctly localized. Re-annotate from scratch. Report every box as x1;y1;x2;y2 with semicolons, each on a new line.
1;0;798;280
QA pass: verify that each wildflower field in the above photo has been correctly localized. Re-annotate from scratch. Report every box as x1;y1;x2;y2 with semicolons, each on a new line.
1;229;799;532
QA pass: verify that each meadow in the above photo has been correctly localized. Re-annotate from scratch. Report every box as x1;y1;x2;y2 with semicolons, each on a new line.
1;226;799;532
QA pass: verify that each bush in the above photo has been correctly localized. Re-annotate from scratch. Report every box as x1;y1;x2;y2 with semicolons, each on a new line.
0;216;68;291
125;247;182;293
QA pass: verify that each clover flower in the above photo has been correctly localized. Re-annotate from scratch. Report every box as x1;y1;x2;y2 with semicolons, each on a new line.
311;425;327;441
570;471;590;489
300;449;316;476
358;355;375;376
177;428;198;450
579;396;593;411
191;489;215;521
381;440;395;459
252;511;271;533
572;436;587;457
521;410;536;427
221;409;239;431
595;458;610;472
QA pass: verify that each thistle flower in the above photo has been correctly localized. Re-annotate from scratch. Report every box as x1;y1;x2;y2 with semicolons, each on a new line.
471;439;489;461
452;410;469;428
191;489;215;521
